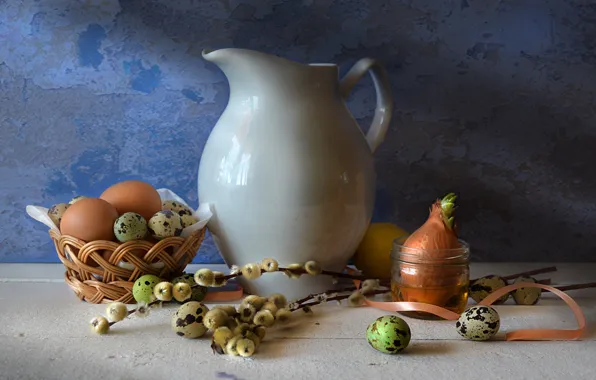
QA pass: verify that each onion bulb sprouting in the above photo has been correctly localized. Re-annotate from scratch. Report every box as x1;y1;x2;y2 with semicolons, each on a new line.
394;193;469;310
402;192;461;252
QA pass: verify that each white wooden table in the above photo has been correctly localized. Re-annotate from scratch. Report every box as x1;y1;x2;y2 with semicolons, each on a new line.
1;263;594;380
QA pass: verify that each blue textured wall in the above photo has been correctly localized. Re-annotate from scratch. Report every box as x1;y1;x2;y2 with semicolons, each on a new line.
1;0;595;263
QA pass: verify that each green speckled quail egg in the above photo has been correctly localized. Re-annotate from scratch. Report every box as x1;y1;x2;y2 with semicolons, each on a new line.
470;275;509;304
366;315;411;354
162;200;192;214
171;301;210;339
512;276;542;305
148;210;182;240
180;214;198;228
132;274;161;303
456;305;500;341
113;212;148;243
69;195;88;204
47;203;70;228
171;273;208;302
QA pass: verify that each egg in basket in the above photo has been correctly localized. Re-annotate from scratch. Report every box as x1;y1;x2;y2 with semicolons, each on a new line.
26;180;211;304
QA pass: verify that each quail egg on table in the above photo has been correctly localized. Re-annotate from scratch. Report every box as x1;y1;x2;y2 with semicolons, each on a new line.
456;305;500;341
132;274;161;303
171;301;210;339
366;315;411;354
47;203;70;228
171;273;208;302
162;200;192;214
470;275;509;304
512;276;542;305
113;212;148;242
148;210;183;240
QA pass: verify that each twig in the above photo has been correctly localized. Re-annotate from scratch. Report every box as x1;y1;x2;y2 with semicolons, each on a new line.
317;269;370;280
221;267;374;282
501;266;557;281
108;300;162;326
291;286;357;306
222;272;242;281
542;282;596;293
291;289;388;311
471;266;557;282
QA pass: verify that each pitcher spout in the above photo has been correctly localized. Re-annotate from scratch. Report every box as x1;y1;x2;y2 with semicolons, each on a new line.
201;48;233;66
202;47;300;66
202;48;305;78
202;48;339;97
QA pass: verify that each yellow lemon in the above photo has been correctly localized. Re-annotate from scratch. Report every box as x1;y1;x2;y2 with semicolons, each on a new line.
352;223;410;279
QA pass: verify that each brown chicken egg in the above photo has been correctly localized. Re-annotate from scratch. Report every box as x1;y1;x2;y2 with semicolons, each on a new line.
100;180;162;221
101;250;113;263
60;198;119;242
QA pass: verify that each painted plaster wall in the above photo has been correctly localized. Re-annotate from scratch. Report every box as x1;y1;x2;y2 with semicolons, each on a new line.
1;0;594;263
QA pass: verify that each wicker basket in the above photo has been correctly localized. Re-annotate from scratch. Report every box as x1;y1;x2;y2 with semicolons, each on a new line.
49;227;206;304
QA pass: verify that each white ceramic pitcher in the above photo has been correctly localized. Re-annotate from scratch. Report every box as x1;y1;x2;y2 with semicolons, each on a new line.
198;48;392;300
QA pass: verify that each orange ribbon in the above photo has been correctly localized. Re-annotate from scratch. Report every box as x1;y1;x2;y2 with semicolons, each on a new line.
359;280;587;341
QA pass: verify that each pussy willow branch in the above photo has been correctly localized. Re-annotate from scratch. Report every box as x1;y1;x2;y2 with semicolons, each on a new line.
290;289;389;312
543;282;596;293
108;299;163;327
291;286;358;307
194;267;553;299
222;267;372;281
471;266;557;282
501;266;558;280
222;265;558;283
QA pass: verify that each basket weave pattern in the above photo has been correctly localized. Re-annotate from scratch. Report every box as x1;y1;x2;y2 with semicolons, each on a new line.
50;227;205;304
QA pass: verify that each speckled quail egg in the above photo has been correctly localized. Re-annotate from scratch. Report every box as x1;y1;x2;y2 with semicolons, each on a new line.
69;195;88;204
180;214;198;228
171;273;208;302
470;275;509;304
113;212;148;243
366;315;411;354
132;274;161;303
177;208;193;216
148;210;183;240
162;200;192;214
512;276;542;305
47;203;70;228
456;305;500;341
171;301;210;339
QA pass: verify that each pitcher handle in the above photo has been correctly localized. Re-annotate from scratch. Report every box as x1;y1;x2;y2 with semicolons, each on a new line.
340;58;393;153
